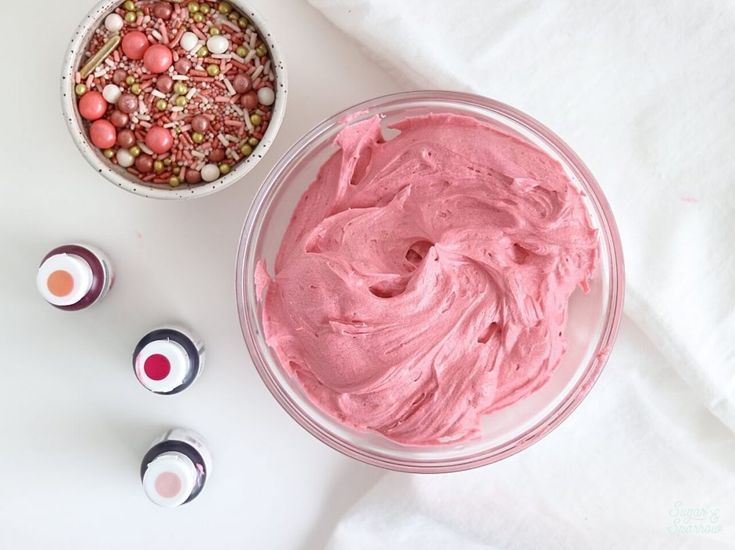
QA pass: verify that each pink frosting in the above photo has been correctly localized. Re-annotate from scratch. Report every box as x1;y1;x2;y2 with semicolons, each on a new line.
258;114;598;445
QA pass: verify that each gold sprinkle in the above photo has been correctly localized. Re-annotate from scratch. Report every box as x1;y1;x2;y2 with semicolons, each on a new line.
80;35;121;79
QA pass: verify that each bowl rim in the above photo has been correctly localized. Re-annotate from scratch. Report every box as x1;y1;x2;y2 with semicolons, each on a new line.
236;90;625;472
61;0;288;200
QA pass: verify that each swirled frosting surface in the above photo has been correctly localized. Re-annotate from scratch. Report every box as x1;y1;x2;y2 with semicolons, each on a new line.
257;114;597;445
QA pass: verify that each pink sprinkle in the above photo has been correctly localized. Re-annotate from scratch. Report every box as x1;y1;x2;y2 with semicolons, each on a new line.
170;28;185;48
215;96;231;103
192;26;207;40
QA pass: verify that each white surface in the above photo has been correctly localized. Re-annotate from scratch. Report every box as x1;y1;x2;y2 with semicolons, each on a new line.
306;0;735;547
0;0;396;548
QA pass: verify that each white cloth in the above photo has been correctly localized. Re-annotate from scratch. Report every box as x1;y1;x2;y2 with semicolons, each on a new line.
305;0;735;547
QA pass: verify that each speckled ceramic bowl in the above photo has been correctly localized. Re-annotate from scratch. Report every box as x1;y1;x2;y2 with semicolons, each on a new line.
61;0;287;199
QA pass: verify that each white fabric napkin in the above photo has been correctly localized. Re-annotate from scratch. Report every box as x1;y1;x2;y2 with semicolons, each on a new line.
304;0;735;547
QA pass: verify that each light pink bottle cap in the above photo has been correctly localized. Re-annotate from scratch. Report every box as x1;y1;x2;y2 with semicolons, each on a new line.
142;452;198;508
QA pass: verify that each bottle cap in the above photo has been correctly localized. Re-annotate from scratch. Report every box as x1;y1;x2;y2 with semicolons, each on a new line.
134;338;191;393
37;253;93;307
142;451;198;508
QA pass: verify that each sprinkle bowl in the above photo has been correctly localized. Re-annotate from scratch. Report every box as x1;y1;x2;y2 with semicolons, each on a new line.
62;0;287;199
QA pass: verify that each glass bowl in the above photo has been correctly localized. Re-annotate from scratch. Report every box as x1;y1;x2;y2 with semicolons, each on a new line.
236;91;624;473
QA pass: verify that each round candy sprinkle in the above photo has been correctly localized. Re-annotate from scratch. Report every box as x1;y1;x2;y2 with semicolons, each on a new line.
129;145;141;158
145;126;174;154
74;83;87;96
78;91;107;121
104;13;124;32
201;164;220;182
155;75;174;93
257;87;275;106
206;35;229;55
174;58;192;74
102;84;122;104
110;110;129;128
209;148;225;162
180;32;199;52
233;74;251;94
173;82;188;95
240;91;257;110
135;154;154;173
121;31;149;60
89;120;117;149
152;2;173;19
112;69;127;84
124;11;137;24
123;0;136;10
144;44;173;74
185;168;202;184
191;115;210;133
116;149;135;168
117;129;136;148
117;93;138;114
206;64;220;76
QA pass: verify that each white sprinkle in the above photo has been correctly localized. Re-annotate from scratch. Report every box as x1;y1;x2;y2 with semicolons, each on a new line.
172;75;190;81
104;58;116;67
243;109;254;132
244;49;256;63
191;150;206;159
223;78;236;96
249;34;257;49
180;124;192;132
151;30;163;42
252;65;264;79
230;151;241;162
163;122;177;128
152;90;166;98
222;20;240;32
231;104;244;117
211;53;232;60
138;141;154;155
139;100;148;115
186;87;198;100
94;68;108;77
231;53;245;63
217;133;229;146
226;134;239;142
171;107;184;112
254;55;261;68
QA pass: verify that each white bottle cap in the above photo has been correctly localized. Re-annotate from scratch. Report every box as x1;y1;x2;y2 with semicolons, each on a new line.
37;253;93;307
134;339;191;393
142;452;198;508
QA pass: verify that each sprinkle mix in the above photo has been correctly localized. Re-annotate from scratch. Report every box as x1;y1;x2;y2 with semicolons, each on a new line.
75;0;276;187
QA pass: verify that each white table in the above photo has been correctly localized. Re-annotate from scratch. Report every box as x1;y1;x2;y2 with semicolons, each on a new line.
0;1;399;547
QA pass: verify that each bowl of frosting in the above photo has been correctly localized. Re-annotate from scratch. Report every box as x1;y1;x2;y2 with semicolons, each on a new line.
237;91;624;472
